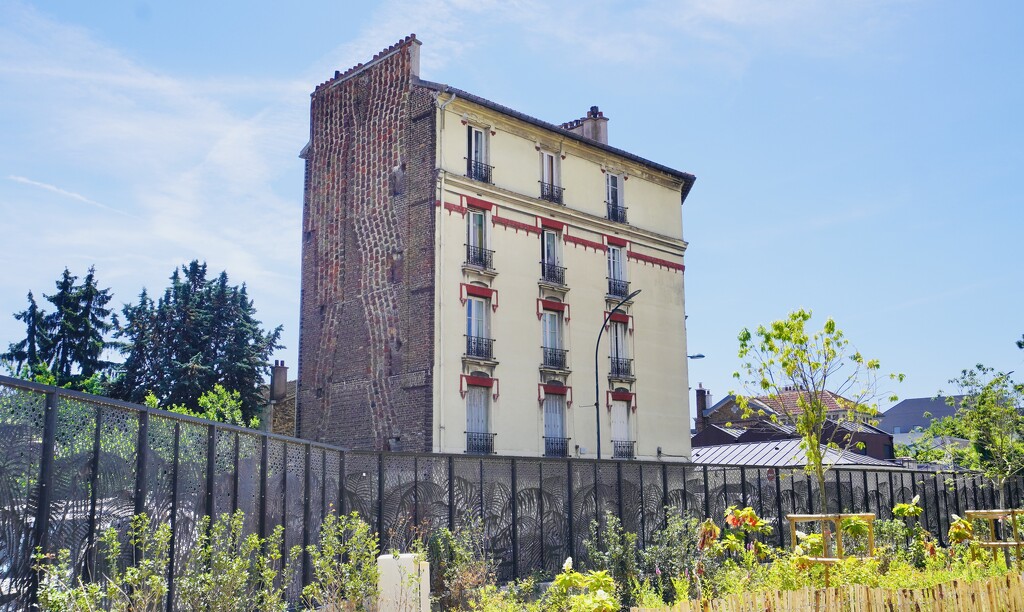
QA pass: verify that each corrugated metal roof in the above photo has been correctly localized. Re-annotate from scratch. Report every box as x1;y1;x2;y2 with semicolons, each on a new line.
690;439;902;469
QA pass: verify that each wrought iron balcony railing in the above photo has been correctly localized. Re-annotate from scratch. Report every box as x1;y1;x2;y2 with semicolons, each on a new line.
465;244;494;270
544;436;570;458
607;278;630;298
466;336;494;360
540;261;566;285
540;182;564;204
609;357;634;379
466;431;496;455
467;159;493;183
541;347;568;370
612;439;636;460
607;203;628;223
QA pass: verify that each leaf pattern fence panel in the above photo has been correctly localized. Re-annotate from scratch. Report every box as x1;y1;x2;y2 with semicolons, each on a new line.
344;453;379;529
47;397;102;578
664;464;687;517
918;473;939;538
0;386;46;611
92;404;138;572
706;468;727;522
742;468;761;516
791;470;812;514
876;472;892;519
808;470;824;514
571;461;596;568
843;471;860;513
264;439;285;547
380;454;416;552
866;472;880;519
686;466;706;518
143;414;176;533
283;442;306;602
539;460;568;575
481;458;514;582
619;462;642;539
324;450;341;518
894;472;915;506
641;463;665;546
822;470;839;515
757;469;780;547
171;420;208;602
451;456;482;531
415;455;449;534
236;432;262;535
514;460;542;578
213;428;236;518
596;463;619;526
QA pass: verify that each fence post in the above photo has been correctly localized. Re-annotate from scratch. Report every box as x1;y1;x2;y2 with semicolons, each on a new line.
259;435;269;539
166;422;181;612
638;464;646;546
862;471;870;513
806;471;814;513
378;453;385;539
661;464;669;526
83;406;103;582
447;455;454;530
303;444;312;589
232;433;240;515
702;466;710;519
29;389;59;608
740;467;748;508
933;473;944;546
566;460;574;564
511;458;518;579
775;470;784;548
616;461;624;523
339;451;347;516
413;455;420;529
134;410;149;518
205;425;216;521
834;470;842;514
538;461;545;573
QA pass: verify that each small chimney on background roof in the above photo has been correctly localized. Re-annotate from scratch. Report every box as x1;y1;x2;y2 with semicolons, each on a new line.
695;383;710;433
561;105;609;144
271;360;288;403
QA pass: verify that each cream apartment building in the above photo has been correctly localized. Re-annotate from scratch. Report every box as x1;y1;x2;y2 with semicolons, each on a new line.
297;35;696;461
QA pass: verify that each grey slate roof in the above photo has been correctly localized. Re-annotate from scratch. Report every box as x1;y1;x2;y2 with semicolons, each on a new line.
413;77;697;202
690;439;902;469
878;396;961;434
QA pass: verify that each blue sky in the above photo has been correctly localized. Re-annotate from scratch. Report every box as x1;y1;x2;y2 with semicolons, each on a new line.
1;0;1021;416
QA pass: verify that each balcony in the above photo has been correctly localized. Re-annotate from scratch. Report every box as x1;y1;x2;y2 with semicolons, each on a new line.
466;431;496;455
465;244;494;270
612;439;636;460
540;261;566;286
607;203;628;224
467;159;493;184
609;357;633;379
540;182;564;204
607;278;630;298
465;336;494;360
541;347;568;370
544;436;570;458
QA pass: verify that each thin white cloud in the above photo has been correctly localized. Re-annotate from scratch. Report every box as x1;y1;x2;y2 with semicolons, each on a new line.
7;175;130;216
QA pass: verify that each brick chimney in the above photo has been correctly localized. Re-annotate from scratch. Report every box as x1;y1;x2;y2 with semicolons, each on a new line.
561;106;609;144
271;360;288;402
695;383;710;433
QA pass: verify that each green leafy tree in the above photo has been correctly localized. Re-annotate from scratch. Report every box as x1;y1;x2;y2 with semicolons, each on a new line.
111;261;282;423
734;309;901;514
944;365;1024;507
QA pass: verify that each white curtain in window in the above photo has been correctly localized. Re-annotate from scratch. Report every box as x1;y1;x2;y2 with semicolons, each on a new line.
607;246;624;281
611;400;629;442
544;395;566;439
466;386;489;433
542;312;561;349
466;297;488;338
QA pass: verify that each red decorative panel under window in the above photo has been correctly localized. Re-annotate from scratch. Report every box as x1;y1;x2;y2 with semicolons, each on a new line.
461;283;498;311
605;235;628;248
539;217;565;231
461;374;499;400
538;383;573;407
537;299;570;321
606;390;637;412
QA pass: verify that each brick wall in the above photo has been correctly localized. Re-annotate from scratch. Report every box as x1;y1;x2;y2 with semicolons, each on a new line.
297;37;436;451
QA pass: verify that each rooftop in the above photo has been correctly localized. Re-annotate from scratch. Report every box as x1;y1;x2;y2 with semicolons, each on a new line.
690;438;902;469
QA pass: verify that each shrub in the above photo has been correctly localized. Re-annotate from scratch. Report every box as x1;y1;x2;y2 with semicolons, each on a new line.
302;510;380;611
426;519;493;610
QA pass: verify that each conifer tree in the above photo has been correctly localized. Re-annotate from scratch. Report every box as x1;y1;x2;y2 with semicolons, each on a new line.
2;291;49;376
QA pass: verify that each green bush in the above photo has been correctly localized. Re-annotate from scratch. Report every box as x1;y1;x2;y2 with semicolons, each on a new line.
302;510;380;611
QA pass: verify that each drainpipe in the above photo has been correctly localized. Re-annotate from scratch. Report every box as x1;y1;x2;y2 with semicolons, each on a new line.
433;88;456;451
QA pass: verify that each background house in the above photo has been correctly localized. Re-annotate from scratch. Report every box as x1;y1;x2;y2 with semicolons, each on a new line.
878;396;960;445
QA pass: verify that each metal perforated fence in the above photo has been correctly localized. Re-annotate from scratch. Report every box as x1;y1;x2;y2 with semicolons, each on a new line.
1;375;1017;610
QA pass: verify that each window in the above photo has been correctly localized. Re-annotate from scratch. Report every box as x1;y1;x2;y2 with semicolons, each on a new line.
606;173;627;222
611;399;634;458
541;310;567;370
466;385;493;454
465;209;492;269
609;321;632;378
544;394;568;457
466;297;492;359
467;126;491;183
540;151;563;203
893;426;902;434
540;229;564;285
607;246;629;297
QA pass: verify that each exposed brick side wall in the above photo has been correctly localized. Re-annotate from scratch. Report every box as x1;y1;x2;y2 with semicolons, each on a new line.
297;39;436;451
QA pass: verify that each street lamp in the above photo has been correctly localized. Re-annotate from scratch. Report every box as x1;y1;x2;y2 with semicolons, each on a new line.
688;353;705;359
595;288;641;461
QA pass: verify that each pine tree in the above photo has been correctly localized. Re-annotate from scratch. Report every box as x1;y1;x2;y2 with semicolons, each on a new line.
44;268;80;382
2;291;50;376
111;261;282;423
71;266;114;378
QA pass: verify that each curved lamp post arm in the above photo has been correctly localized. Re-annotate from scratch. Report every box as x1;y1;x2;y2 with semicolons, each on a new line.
594;288;641;461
